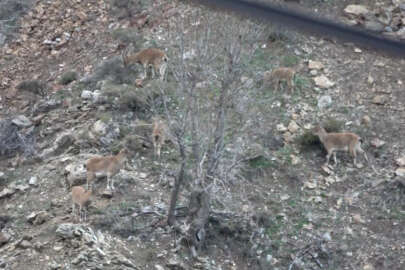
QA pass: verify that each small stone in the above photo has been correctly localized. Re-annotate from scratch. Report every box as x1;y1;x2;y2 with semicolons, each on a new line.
318;95;332;109
0;258;6;268
29;176;38;186
138;172;147;179
81;90;93;99
361;115;371;126
308;60;324;70
283;131;293;142
314;75;335;88
395;168;405;177
0;188;15;199
363;263;375;270
135;78;143;88
310;70;318;76
352;214;365;224
53;245;63;252
102;189;113;198
0;232;11;246
354;48;362;53
33;211;50;225
12;115;32;127
370;138;386;148
92;120;108;136
276;123;288;132
367;75;374;84
92;90;105;104
372;95;387;105
291;154;301;165
27;212;38;223
396;157;405;167
0;172;4;180
288;121;300;133
322;231;332;241
17;240;32;249
344;5;369;16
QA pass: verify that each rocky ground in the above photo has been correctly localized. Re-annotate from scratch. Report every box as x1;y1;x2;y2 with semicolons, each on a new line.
0;0;405;269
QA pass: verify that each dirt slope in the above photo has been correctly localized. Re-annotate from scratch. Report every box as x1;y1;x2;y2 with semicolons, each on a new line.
0;0;404;270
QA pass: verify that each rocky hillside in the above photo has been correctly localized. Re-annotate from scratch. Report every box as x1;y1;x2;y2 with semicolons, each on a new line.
0;0;405;269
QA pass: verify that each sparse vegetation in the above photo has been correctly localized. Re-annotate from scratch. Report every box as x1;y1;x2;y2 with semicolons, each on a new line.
0;0;34;40
296;129;320;149
2;0;405;269
59;71;77;85
281;54;300;67
111;28;144;48
16;80;47;96
0;118;36;158
322;117;343;132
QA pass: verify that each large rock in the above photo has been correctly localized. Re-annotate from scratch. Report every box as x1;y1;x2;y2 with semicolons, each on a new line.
0;232;10;246
308;60;324;70
288;121;300;133
314;75;335;88
56;223;85;239
39;131;76;159
395;168;405;177
65;162;87;187
27;211;50;225
92;120;108;136
0;188;16;199
396;156;405;167
12;115;32;127
344;5;370;16
318;95;332;109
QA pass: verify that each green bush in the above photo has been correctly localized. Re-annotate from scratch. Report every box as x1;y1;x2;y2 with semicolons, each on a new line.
282;54;299;67
111;28;144;48
295;130;320;149
322;117;343;133
59;71;77;85
16;80;47;96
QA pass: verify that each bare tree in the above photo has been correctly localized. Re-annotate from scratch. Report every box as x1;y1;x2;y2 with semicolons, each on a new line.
161;8;265;256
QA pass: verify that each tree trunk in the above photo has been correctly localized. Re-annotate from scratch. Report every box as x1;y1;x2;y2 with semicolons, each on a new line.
187;188;210;257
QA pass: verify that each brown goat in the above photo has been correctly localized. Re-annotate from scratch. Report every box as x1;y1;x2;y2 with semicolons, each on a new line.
71;186;92;222
264;67;296;92
152;118;167;158
122;45;168;81
312;126;369;167
86;148;129;191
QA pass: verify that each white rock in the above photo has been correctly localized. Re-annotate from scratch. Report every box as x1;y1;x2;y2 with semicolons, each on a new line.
0;171;4;180
92;90;104;103
92;120;108;136
361;115;371;126
396;157;405;167
322;232;332;241
12;115;32;127
276;123;288;132
29;176;38;186
395;168;405;177
308;60;324;70
314;75;335;88
81;90;93;99
372;95;386;105
344;5;369;16
317;95;332;109
288;121;300;133
370;138;386;148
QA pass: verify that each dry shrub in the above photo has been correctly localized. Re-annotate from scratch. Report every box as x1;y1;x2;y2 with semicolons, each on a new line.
0;119;36;158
